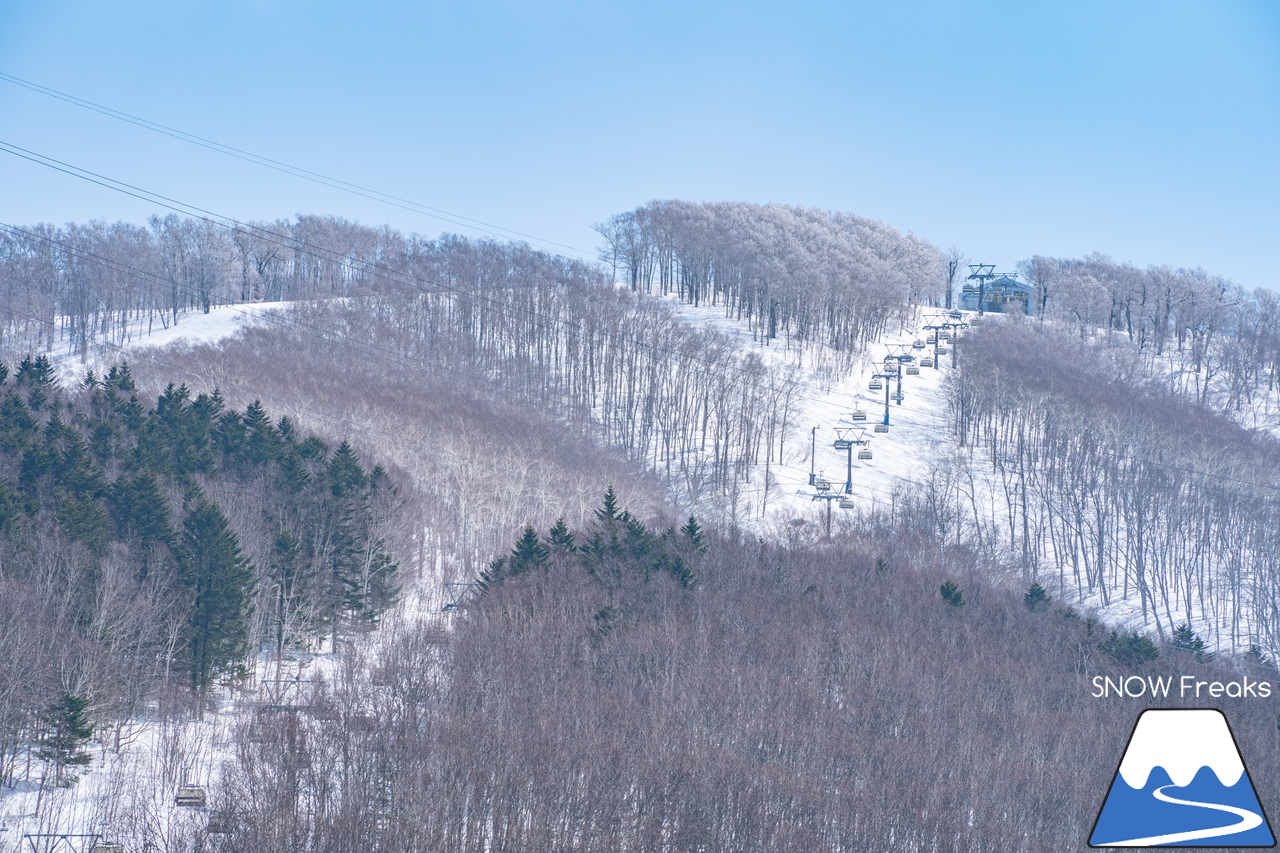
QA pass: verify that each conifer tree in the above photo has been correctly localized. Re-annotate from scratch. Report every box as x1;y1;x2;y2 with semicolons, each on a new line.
36;693;95;787
180;499;255;705
1024;582;1050;613
241;400;282;465
681;516;706;553
1170;623;1214;662
940;580;965;607
594;486;620;522
547;517;575;553
509;524;550;574
328;441;367;497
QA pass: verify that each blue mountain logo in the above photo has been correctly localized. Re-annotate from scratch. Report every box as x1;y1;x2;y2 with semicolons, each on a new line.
1090;709;1275;847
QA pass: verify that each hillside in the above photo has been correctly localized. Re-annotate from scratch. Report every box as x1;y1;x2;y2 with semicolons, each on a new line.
1;205;1277;851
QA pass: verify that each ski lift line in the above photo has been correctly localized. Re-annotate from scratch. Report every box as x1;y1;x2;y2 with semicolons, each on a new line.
0;72;598;260
0;147;858;413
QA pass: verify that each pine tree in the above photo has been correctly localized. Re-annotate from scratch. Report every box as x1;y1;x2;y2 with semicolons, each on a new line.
241;400;282;466
681;516;706;553
1170;623;1214;662
1024;582;1050;613
16;355;55;409
509;524;550;574
327;441;367;497
547;517;575;553
1102;631;1160;666
180;499;255;705
940;580;965;607
594;486;620;522
35;693;95;787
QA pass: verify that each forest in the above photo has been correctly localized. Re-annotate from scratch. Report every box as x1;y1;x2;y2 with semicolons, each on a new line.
0;359;406;795
1;201;1278;850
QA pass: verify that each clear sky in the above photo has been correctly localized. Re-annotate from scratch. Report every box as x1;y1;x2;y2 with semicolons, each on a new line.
1;1;1277;287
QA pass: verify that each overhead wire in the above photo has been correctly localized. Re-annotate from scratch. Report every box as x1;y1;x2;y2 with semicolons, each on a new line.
0;71;597;261
5;128;1275;498
0;139;865;413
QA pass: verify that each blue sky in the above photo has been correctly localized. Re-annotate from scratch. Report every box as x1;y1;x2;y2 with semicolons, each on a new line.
1;1;1277;287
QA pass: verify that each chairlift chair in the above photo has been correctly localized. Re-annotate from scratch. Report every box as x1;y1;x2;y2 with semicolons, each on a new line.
926;335;937;344
905;365;920;375
949;310;963;320
941;332;953;342
869;379;883;391
912;340;925;349
814;478;831;492
858;449;873;460
207;813;234;834
839;497;856;509
92;846;125;853
891;391;904;402
176;786;207;808
920;357;934;368
851;410;867;421
873;423;889;433
833;439;853;450
935;347;948;355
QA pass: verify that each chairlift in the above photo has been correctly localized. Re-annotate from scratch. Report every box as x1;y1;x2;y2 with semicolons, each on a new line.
839;497;856;509
912;340;925;349
814;478;831;492
941;332;953;342
92;846;125;853
905;365;920;375
833;439;853;450
873;423;889;433
935;347;948;355
851;410;867;421
891;391;904;402
948;310;963;320
208;813;234;834
176;785;207;808
926;335;937;344
868;380;883;391
858;449;872;460
920;357;934;368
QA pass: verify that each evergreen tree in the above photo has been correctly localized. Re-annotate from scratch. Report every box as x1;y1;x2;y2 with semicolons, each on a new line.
1245;644;1275;671
15;355;55;409
180;499;255;704
940;580;965;607
1101;631;1160;666
509;524;550;574
327;441;367;497
110;472;173;544
547;517;575;552
1024;582;1050;613
594;486;620;522
241;400;282;466
681;515;706;553
35;693;95;787
1170;623;1214;662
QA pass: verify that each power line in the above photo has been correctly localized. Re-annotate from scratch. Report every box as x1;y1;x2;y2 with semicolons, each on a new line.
0;141;848;410
0;71;597;261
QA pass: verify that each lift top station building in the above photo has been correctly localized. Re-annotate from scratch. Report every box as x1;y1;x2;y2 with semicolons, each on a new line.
961;264;1032;315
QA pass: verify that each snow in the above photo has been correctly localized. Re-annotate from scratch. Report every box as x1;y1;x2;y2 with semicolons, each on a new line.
649;289;966;526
